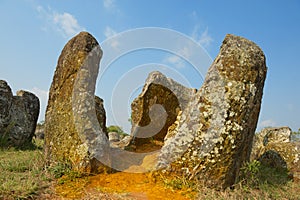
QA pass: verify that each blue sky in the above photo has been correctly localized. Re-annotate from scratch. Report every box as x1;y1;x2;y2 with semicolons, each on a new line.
0;0;299;133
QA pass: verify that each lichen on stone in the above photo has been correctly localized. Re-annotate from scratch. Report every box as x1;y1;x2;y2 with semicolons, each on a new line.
157;34;267;189
44;32;109;173
251;127;300;181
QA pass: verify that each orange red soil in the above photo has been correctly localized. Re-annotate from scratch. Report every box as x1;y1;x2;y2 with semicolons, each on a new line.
55;172;195;200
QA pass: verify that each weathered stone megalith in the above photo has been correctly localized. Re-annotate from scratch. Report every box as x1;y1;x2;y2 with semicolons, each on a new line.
157;34;267;188
0;80;13;134
10;90;40;146
251;127;300;181
251;127;292;161
0;80;40;147
131;71;196;146
44;32;109;173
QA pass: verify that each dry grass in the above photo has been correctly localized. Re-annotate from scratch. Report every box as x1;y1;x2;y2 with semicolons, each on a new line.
0;139;299;200
0;139;53;199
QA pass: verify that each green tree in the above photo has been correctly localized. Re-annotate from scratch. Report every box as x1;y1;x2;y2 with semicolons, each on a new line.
294;128;300;135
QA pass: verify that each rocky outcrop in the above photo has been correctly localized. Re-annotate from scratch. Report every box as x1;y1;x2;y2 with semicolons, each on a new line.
251;127;292;161
110;135;132;149
131;71;196;146
251;127;300;181
109;132;120;142
157;34;267;188
0;81;40;147
44;32;109;173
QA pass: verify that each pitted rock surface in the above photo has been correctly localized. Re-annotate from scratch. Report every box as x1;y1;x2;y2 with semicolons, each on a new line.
0;81;39;147
131;71;196;146
95;96;108;137
10;90;40;146
108;132;120;142
45;32;109;173
251;127;292;160
158;34;267;188
0;80;13;132
251;127;300;181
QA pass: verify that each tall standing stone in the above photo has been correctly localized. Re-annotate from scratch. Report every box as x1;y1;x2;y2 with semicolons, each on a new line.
44;32;109;173
158;34;267;188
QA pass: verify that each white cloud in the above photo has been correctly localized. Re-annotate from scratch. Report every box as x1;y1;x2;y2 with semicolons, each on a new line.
36;5;43;13
192;25;213;48
103;26;120;50
31;87;48;100
103;0;115;10
29;87;49;122
36;6;84;38
163;46;193;69
188;10;213;47
287;103;294;111
109;39;120;50
165;55;181;64
52;12;83;37
258;119;276;129
164;55;185;69
103;0;121;14
198;29;213;47
189;11;198;21
104;26;117;38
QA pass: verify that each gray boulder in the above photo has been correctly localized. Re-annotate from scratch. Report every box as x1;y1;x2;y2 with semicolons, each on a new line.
0;81;40;147
9;90;40;146
108;132;120;142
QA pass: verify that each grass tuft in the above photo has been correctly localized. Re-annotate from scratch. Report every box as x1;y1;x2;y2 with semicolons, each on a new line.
0;138;52;199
